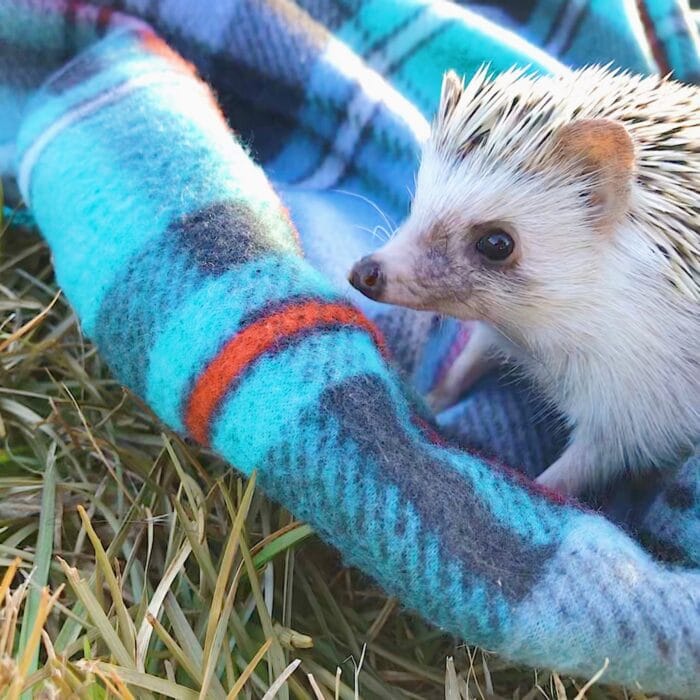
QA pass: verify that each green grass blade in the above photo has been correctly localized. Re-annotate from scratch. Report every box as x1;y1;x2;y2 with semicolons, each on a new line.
199;473;257;698
135;541;192;671
77;504;137;660
54;461;161;652
57;558;135;670
81;661;200;700
17;441;56;700
252;524;315;570
240;536;290;700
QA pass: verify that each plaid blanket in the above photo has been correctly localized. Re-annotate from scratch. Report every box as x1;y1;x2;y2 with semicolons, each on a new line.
2;0;699;696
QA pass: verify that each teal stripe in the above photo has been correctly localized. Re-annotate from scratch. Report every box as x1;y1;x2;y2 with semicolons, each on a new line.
146;255;339;433
210;330;387;471
23;77;287;333
334;0;564;114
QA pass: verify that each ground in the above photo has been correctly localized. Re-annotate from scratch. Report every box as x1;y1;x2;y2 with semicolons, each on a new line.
0;210;639;699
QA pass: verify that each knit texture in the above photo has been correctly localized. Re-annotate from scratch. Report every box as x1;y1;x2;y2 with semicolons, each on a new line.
2;1;700;696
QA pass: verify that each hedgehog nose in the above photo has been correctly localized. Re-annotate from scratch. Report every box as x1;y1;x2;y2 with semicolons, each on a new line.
349;256;385;300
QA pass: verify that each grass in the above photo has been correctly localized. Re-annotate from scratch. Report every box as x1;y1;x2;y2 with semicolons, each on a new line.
0;208;645;699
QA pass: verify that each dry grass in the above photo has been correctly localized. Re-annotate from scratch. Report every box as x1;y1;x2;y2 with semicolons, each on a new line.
0;206;640;698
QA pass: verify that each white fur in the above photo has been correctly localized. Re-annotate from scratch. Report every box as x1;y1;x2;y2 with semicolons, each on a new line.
370;66;700;494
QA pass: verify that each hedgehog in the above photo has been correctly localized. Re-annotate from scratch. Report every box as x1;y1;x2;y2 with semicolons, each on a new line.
348;65;700;496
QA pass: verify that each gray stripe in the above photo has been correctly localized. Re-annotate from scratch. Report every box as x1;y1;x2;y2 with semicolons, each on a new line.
320;374;557;601
93;200;288;395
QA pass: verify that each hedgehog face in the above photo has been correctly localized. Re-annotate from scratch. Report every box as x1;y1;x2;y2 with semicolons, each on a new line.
349;68;641;339
349;143;605;335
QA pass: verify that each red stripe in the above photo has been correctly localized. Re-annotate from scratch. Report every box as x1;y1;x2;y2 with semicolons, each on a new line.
66;0;78;25
185;300;385;444
636;0;671;75
96;5;113;32
411;415;447;446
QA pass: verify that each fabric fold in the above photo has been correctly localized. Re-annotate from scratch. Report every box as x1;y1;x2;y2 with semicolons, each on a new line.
11;19;700;696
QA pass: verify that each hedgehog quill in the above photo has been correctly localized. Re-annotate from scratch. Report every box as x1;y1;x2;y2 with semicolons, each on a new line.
349;66;700;497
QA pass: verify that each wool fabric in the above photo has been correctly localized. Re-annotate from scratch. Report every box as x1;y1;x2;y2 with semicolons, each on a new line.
2;1;700;696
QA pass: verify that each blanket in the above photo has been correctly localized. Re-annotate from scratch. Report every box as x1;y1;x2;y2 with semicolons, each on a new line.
1;0;699;696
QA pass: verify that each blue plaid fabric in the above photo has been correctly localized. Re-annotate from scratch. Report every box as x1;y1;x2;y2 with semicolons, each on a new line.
1;1;699;696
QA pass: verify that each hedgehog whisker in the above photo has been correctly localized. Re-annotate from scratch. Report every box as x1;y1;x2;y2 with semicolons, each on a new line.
354;224;391;243
332;188;397;238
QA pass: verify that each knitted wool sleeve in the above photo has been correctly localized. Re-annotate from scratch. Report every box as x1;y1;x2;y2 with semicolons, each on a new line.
13;28;700;698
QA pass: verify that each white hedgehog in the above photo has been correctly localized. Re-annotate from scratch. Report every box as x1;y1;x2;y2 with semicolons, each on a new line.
349;65;700;496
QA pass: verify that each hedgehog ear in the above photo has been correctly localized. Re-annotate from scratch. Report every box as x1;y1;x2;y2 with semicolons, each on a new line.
551;119;635;233
439;70;463;122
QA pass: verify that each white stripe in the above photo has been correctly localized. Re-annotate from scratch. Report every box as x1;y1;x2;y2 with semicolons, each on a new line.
623;0;657;71
18;71;195;206
295;38;429;189
297;0;566;190
367;9;445;75
296;13;439;189
545;0;587;56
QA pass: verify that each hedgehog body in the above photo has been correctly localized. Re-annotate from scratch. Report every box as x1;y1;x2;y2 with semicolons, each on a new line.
349;65;700;496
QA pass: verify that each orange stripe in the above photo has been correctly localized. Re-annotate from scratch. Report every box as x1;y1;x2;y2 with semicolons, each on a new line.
139;29;197;76
185;300;385;444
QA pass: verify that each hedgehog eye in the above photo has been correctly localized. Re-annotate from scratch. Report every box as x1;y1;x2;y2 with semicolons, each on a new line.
475;228;514;262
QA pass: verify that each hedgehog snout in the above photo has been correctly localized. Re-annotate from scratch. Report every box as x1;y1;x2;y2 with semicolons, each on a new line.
349;255;386;300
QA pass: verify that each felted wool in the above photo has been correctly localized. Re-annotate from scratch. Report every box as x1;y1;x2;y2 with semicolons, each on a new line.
640;453;700;567
3;1;700;697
